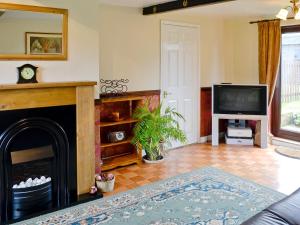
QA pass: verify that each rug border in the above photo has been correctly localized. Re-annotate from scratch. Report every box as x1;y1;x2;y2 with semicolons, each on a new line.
12;166;286;225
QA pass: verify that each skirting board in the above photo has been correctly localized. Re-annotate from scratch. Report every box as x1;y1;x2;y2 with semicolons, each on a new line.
199;132;225;144
272;137;300;149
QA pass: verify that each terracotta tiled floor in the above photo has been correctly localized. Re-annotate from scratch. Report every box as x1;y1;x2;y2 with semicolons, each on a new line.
104;143;300;197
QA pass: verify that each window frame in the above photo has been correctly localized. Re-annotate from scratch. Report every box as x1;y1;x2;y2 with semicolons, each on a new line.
271;25;300;142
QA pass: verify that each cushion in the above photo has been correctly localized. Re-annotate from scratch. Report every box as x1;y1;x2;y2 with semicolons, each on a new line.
241;188;300;225
267;188;300;225
241;210;289;225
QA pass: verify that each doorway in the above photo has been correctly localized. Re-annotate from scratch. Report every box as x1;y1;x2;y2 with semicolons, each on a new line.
161;21;200;148
272;25;300;142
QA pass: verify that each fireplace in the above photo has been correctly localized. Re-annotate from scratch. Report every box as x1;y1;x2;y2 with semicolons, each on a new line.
0;106;77;223
0;82;96;223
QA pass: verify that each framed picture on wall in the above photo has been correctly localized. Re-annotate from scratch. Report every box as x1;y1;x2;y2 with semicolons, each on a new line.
25;32;62;55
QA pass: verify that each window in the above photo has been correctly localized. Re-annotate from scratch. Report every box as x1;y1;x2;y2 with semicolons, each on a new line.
272;25;300;141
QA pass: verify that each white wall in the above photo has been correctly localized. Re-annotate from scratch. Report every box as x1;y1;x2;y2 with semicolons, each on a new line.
223;18;300;85
224;18;259;84
99;4;227;90
3;2;296;93
0;0;100;95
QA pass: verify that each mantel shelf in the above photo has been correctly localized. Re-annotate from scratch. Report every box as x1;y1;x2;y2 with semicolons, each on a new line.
0;81;97;90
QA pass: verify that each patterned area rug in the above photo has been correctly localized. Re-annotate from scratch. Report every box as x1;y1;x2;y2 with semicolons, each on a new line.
15;167;285;225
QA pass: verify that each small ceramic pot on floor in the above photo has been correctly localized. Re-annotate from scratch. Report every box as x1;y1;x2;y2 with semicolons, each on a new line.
95;173;115;193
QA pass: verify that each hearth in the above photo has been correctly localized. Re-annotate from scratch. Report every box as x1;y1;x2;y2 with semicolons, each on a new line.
0;106;77;223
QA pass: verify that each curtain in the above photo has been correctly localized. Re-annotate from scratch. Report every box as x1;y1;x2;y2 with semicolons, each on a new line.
258;20;281;104
255;20;281;146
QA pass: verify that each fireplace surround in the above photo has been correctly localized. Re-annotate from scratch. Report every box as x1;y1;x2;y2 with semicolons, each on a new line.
0;82;96;224
0;106;77;221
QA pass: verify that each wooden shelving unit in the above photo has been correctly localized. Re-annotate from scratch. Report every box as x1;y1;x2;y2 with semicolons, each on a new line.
100;137;133;148
97;95;143;171
96;119;139;127
101;152;139;171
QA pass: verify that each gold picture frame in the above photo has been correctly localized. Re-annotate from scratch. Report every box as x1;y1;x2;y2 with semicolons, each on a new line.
26;32;63;55
0;3;68;60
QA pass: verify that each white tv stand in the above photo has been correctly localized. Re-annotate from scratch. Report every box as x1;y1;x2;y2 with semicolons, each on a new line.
212;114;268;149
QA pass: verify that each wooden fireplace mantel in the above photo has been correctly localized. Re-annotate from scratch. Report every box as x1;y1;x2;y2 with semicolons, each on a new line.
0;81;97;195
0;81;96;90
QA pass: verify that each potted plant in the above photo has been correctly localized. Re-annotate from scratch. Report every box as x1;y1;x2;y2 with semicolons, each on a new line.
95;173;115;193
132;99;186;163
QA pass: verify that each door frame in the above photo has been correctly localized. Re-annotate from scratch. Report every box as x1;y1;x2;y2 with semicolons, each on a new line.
160;20;201;144
271;25;300;142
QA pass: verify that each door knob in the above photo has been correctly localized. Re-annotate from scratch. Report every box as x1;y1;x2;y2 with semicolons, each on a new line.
163;91;171;98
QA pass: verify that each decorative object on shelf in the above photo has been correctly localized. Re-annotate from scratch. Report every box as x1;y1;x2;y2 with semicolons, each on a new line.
183;0;188;7
17;64;38;84
132;99;187;162
95;173;115;193
276;0;300;20
99;79;129;97
89;186;98;195
107;131;126;143
25;32;63;55
107;111;124;122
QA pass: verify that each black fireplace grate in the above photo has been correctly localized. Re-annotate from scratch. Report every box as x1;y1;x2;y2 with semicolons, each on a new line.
12;181;52;220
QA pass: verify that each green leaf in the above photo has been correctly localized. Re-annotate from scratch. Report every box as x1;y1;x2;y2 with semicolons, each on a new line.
132;97;187;161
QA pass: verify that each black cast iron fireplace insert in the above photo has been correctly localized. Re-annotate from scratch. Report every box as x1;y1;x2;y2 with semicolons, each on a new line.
0;106;77;224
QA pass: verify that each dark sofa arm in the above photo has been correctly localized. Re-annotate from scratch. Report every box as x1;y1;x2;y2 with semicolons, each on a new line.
241;188;300;225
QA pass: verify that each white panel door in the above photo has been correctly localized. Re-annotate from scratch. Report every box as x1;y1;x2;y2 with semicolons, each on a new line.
161;22;199;148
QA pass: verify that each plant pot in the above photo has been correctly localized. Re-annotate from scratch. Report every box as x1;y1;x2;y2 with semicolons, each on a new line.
142;155;164;164
96;177;115;193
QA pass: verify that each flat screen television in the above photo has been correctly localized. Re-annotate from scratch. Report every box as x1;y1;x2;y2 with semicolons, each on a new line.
213;84;268;115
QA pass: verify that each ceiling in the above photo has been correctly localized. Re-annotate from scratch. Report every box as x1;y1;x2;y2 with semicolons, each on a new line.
98;0;289;18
